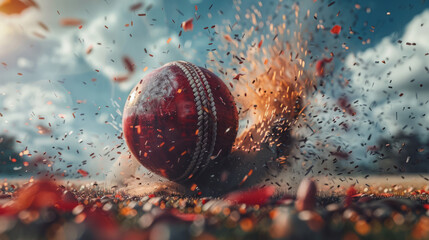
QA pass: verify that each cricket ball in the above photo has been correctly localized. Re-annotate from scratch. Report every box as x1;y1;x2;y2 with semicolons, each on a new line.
123;61;238;183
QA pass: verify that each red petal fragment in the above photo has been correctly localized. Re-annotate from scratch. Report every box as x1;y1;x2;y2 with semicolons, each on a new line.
0;180;62;215
330;25;341;34
77;169;89;177
113;75;129;83
367;145;378;152
123;56;135;73
86;45;93;55
37;125;51;135
233;73;244;80
337;97;356;116
224;34;233;42
60;18;83;26
129;2;143;11
315;57;333;77
345;186;357;207
57;191;79;211
224;186;275;205
182;18;193;32
331;150;349;159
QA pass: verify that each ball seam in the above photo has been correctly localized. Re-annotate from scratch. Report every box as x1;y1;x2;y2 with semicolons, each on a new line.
188;63;218;176
172;62;205;182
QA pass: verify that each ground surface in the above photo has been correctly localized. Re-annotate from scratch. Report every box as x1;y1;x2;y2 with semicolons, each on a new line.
1;176;429;240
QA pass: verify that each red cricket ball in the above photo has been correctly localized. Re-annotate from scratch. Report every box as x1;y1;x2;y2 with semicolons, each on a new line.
123;61;238;183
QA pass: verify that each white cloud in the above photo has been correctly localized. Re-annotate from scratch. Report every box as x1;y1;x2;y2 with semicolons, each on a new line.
0;0;203;178
345;9;429;138
78;0;198;91
0;80;76;162
287;9;429;177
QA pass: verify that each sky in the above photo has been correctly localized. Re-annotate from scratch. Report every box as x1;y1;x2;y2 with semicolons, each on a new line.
0;0;428;181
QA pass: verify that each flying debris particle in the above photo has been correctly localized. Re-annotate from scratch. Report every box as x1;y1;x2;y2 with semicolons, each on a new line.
315;57;333;77
123;56;135;73
337;97;356;116
86;45;93;55
176;9;184;16
38;22;49;32
60;18;83;26
32;32;45;39
77;169;88;177
233;74;244;80
129;2;143;11
182;18;193;32
224;34;233;42
113;76;129;83
330;25;341;35
146;4;153;12
37;125;51;135
406;156;411;163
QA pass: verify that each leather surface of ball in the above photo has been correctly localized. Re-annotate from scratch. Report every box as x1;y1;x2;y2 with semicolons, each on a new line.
123;61;238;183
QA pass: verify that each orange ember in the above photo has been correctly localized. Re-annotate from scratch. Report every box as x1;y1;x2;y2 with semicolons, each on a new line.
207;4;313;154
